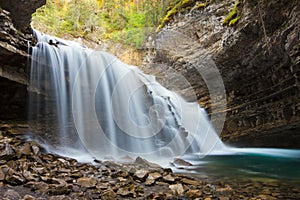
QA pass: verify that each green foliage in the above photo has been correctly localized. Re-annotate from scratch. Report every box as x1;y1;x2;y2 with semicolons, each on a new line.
222;1;241;26
32;0;174;48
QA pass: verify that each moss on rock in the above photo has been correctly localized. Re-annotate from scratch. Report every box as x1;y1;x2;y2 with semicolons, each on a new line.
195;0;212;9
222;1;241;26
156;0;212;32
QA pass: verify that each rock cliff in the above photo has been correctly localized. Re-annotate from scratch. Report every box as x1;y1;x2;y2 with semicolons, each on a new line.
142;0;300;148
0;0;45;119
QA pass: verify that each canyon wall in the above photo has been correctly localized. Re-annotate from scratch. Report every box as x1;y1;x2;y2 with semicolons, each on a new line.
0;0;45;119
142;0;300;148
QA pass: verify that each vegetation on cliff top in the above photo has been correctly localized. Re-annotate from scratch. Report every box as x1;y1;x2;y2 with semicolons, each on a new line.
32;0;243;48
32;0;173;48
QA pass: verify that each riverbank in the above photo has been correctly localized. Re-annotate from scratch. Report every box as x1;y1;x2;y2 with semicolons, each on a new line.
0;123;299;199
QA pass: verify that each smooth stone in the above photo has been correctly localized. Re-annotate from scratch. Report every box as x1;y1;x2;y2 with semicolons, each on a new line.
186;189;202;198
77;177;98;188
134;169;149;180
134;156;162;168
169;183;184;195
181;177;200;185
173;158;193;166
18;143;32;156
163;174;175;182
23;195;37;200
145;172;162;186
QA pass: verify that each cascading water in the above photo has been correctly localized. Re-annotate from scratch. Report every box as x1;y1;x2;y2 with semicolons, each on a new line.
29;30;225;165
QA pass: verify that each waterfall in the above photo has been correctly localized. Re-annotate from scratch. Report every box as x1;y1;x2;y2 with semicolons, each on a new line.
29;30;225;165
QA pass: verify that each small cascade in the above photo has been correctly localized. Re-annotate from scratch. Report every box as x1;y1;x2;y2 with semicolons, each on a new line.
28;30;225;165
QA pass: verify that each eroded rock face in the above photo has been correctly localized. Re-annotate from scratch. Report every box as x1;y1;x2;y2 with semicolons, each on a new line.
0;0;45;119
0;0;45;33
143;0;300;148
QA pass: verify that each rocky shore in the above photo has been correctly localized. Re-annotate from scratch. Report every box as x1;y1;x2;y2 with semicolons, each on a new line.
0;123;299;200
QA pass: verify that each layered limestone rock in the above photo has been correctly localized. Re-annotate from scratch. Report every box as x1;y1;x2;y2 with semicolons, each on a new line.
143;0;300;148
0;0;46;119
0;0;45;33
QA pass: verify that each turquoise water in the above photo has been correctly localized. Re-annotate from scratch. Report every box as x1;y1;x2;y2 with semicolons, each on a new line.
176;148;300;185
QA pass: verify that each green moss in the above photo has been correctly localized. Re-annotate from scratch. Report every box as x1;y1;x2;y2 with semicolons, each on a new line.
195;0;212;9
222;1;241;26
229;16;241;26
157;0;212;32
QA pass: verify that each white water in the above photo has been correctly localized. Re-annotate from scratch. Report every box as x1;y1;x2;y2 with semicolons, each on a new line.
29;30;225;165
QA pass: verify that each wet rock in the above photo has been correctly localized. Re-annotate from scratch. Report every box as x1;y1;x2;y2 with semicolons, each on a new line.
134;169;149;180
31;144;40;155
218;197;230;200
145;172;162;186
135;185;145;197
146;192;167;200
216;186;234;195
51;178;67;187
18;142;32;156
127;167;137;175
77;177;98;188
116;186;136;197
134;156;162;169
181;177;201;185
0;143;16;160
23;195;37;200
3;189;21;200
96;182;109;190
70;171;83;179
101;189;117;200
31;181;49;193
173;158;193;166
169;183;184;195
186;189;203;199
111;170;128;178
163;174;175;183
6;174;26;185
